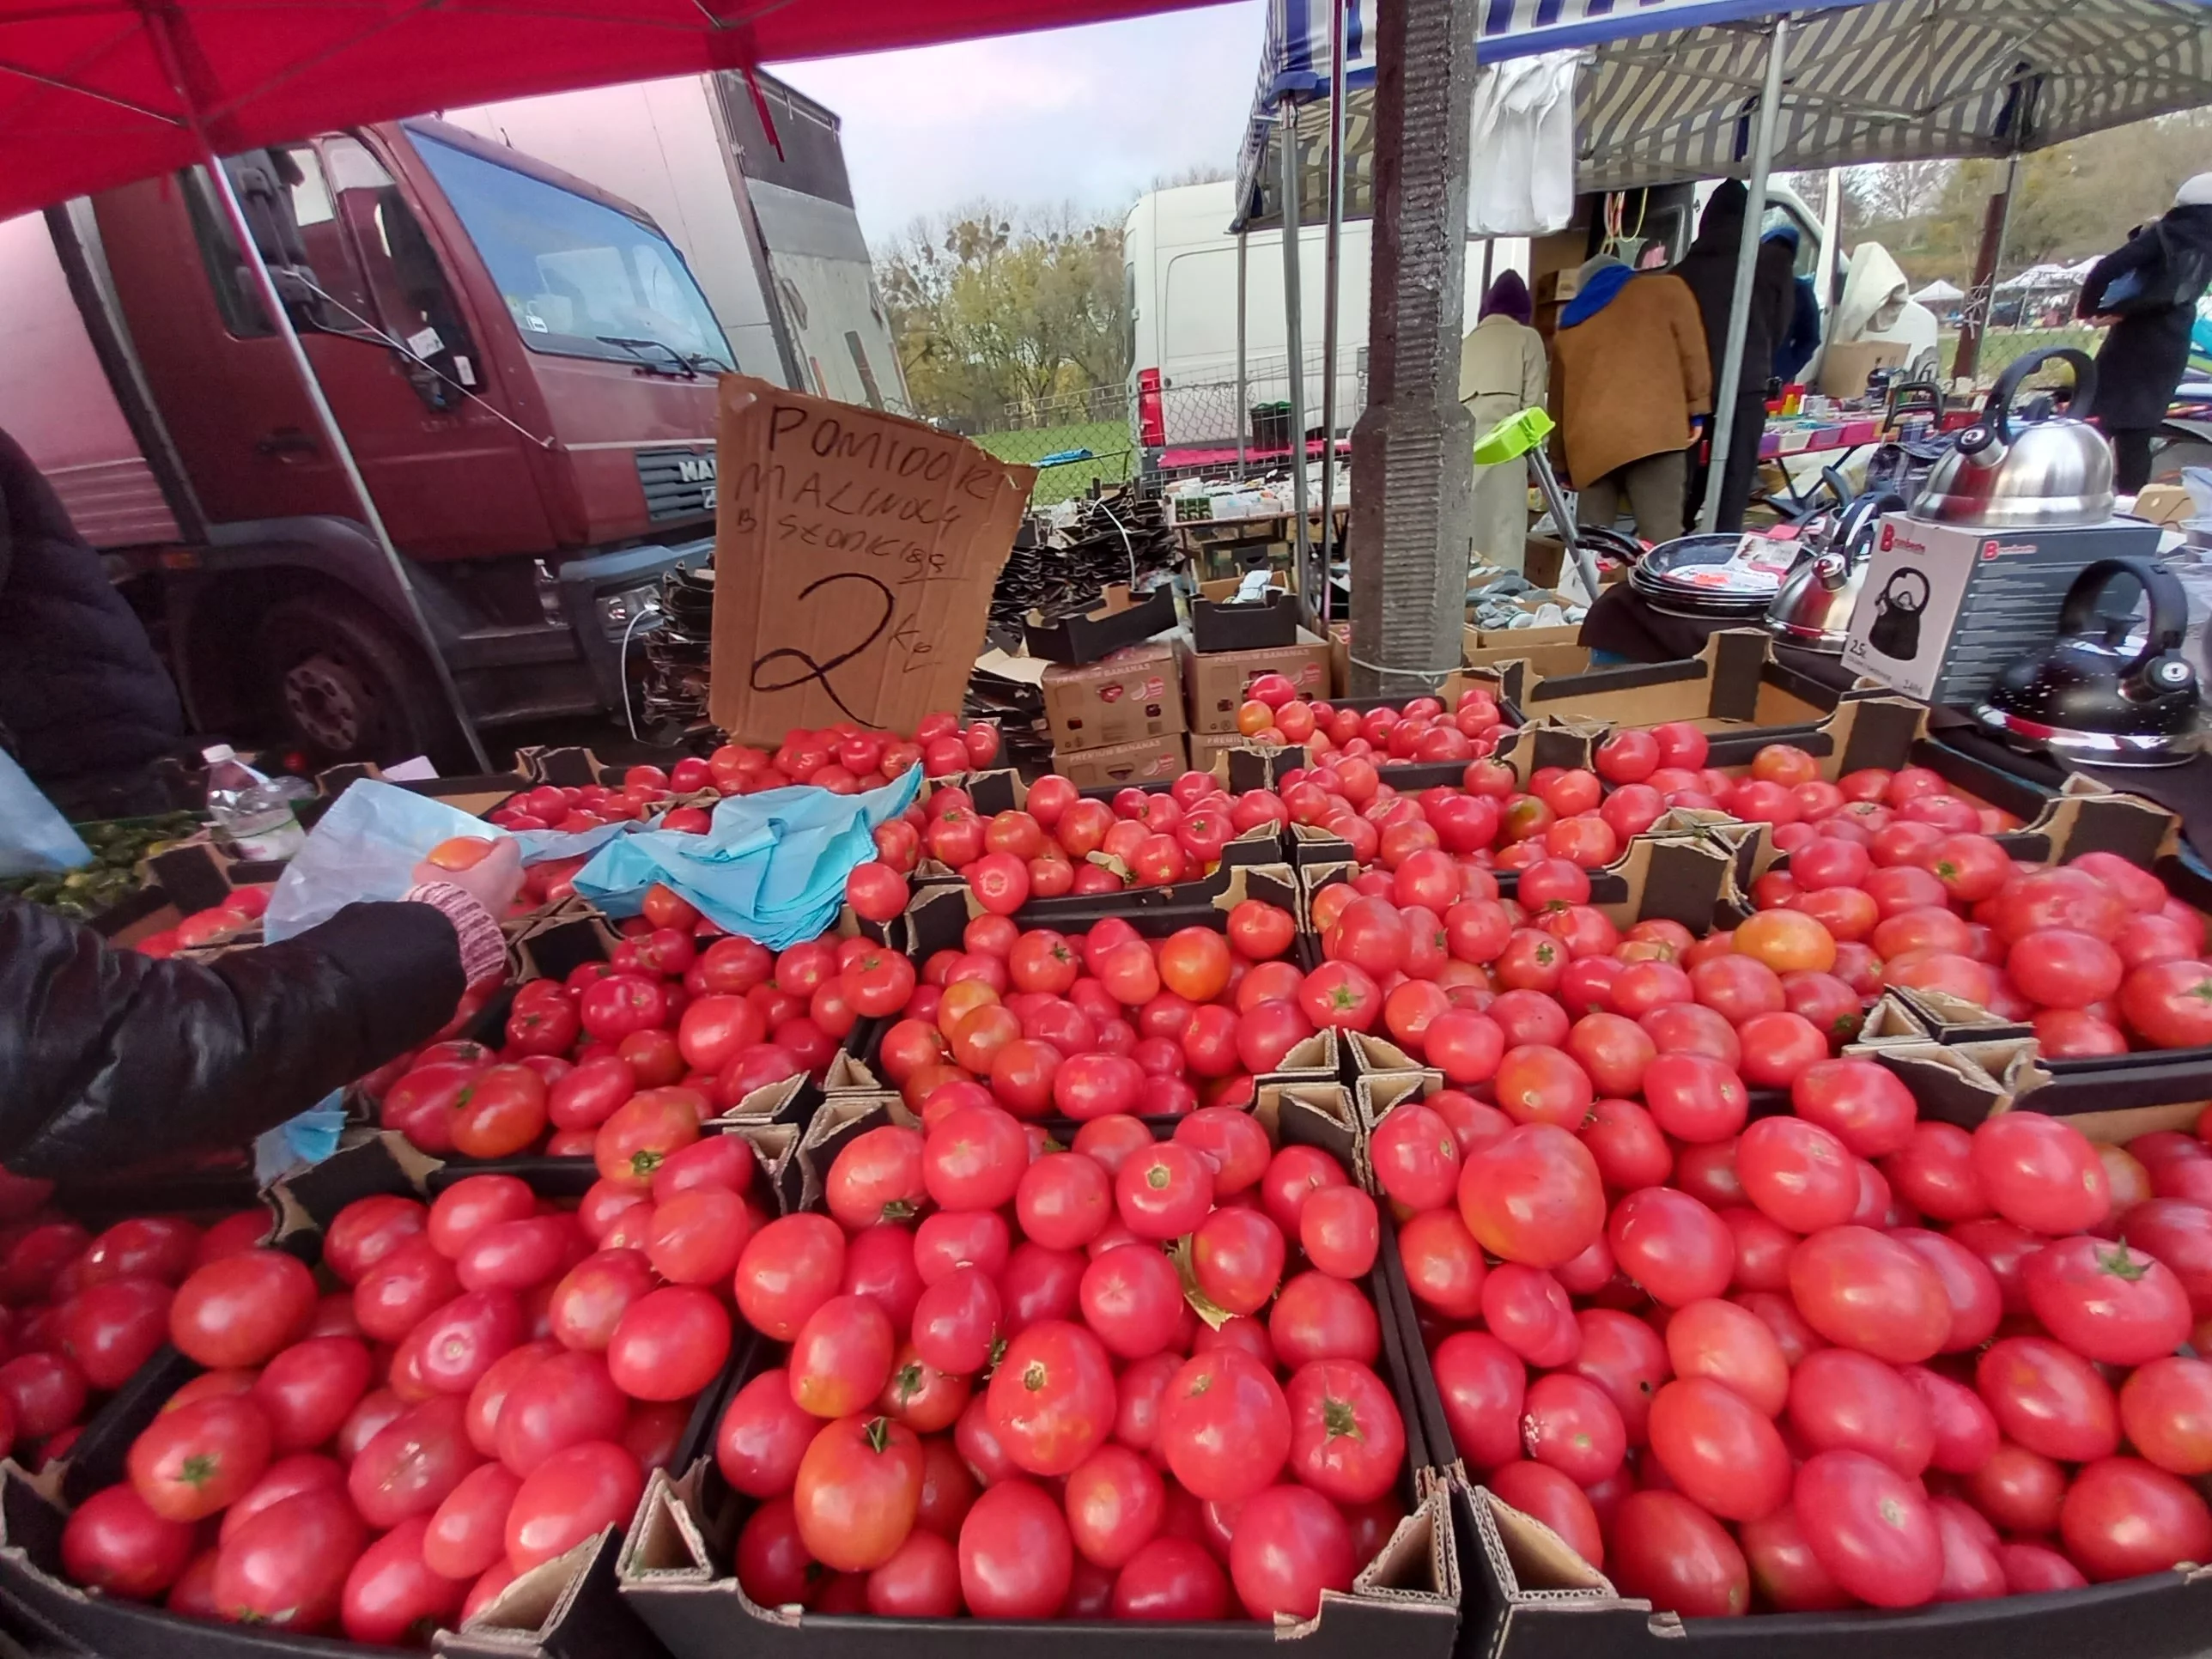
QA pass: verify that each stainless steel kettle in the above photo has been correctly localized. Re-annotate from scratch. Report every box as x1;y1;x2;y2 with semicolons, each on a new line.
1765;489;1910;652
1910;346;2115;528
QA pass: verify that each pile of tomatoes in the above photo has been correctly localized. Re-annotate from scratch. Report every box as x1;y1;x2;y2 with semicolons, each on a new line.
369;886;872;1160
133;884;275;958
484;764;717;837
1384;1049;2212;1613
1228;680;1514;769
1734;762;2212;1057
712;1097;1407;1622
0;1189;277;1480
61;1147;763;1642
857;773;1288;904
482;715;1000;839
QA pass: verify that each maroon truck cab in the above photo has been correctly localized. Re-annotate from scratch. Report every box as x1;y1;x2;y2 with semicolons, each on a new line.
33;118;727;763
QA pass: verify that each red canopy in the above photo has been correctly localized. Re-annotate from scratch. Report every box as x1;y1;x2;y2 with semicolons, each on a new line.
0;0;1212;221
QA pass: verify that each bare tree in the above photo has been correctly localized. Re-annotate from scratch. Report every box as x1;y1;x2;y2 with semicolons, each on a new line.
1845;160;1952;226
1148;162;1233;191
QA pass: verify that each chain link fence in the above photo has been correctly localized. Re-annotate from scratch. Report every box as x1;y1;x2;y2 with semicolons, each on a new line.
970;385;1139;507
1941;323;2106;382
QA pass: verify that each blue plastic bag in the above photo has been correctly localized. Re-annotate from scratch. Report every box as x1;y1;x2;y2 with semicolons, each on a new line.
0;750;91;878
264;779;636;941
574;769;921;950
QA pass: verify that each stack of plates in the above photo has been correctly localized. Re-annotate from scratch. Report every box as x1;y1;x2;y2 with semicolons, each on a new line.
1629;532;1790;621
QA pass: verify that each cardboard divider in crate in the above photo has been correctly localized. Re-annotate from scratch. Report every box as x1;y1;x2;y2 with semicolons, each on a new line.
613;1082;1463;1659
1213;714;1598;801
1492;629;1844;752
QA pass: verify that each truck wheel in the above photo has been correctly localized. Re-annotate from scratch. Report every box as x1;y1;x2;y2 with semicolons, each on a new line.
258;598;450;766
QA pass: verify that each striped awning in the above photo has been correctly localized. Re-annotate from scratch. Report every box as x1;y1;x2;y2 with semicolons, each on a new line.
1233;0;2212;228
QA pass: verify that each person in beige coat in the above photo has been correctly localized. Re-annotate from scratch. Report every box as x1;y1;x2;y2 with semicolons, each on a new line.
1550;254;1711;544
1458;271;1548;572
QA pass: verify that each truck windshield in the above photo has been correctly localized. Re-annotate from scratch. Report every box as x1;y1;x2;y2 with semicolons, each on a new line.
411;131;733;373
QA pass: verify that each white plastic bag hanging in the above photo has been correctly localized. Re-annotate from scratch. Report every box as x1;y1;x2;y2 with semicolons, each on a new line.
0;750;91;878
1468;51;1581;236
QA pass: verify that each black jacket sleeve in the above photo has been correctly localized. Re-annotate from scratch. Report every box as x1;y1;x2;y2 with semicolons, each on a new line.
2080;229;2154;318
0;896;465;1177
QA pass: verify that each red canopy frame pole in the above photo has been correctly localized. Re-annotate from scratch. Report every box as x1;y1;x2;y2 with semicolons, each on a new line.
200;155;495;771
139;9;494;771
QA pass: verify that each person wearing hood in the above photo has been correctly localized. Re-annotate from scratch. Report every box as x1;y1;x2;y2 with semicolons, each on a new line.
1765;224;1823;384
1458;270;1548;570
2078;173;2212;493
1674;180;1796;531
1549;254;1712;544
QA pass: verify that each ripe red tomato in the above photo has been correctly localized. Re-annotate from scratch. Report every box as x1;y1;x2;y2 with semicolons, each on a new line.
169;1249;317;1370
1115;1143;1214;1240
1792;1449;1942;1607
1607;1187;1733;1307
1639;1053;1747;1144
253;1334;373;1452
958;1476;1073;1616
1229;1484;1354;1620
56;1276;172;1391
129;1393;272;1521
2021;1235;2191;1365
1970;1111;2109;1235
608;1285;732;1402
2121;957;2212;1048
1977;1335;2119;1462
1268;1271;1381;1370
1788;1224;1949;1363
593;1089;702;1191
1735;1115;1858;1233
1607;1489;1747;1616
505;1439;647;1573
210;1487;367;1631
62;1484;197;1601
578;973;668;1042
1458;1124;1604;1268
341;1516;469;1643
1158;1348;1290;1503
982;1319;1115;1475
2059;1455;2212;1582
1648;1376;1790;1521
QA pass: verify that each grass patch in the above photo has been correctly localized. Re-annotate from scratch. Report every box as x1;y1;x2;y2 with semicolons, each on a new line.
972;419;1136;506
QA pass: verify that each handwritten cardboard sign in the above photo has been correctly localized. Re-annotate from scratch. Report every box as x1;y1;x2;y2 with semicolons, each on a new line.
708;378;1035;745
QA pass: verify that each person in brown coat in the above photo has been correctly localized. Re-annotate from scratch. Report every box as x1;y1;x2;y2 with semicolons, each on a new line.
1550;254;1712;544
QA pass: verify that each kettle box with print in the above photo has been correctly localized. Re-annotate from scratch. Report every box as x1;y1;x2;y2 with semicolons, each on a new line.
1841;513;2163;703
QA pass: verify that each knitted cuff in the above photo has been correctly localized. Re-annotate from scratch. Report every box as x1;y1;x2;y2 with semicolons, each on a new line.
403;882;509;988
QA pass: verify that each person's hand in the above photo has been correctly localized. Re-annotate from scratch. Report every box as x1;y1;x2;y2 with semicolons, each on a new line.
410;836;523;918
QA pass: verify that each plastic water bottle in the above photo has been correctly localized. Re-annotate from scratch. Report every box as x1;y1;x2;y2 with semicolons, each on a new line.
203;745;307;862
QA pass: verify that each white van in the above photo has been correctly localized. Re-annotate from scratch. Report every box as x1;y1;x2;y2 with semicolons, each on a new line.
1125;180;1522;455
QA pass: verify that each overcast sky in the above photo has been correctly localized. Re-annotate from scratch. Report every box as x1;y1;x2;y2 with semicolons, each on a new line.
775;0;1263;246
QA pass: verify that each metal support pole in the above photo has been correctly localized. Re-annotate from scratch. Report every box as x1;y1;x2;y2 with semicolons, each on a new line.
1817;166;1840;310
1236;230;1249;478
1698;14;1790;536
1316;0;1348;622
1280;105;1312;593
203;157;493;771
1345;0;1479;696
1955;151;2021;386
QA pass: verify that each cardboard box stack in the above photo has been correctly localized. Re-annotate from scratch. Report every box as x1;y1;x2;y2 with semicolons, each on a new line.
1181;574;1335;781
1040;639;1188;787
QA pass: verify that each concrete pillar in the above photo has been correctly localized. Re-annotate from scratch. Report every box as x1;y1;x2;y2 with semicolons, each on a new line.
1346;0;1480;698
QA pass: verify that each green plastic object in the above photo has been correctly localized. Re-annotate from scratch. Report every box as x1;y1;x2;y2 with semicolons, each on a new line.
1473;405;1553;465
